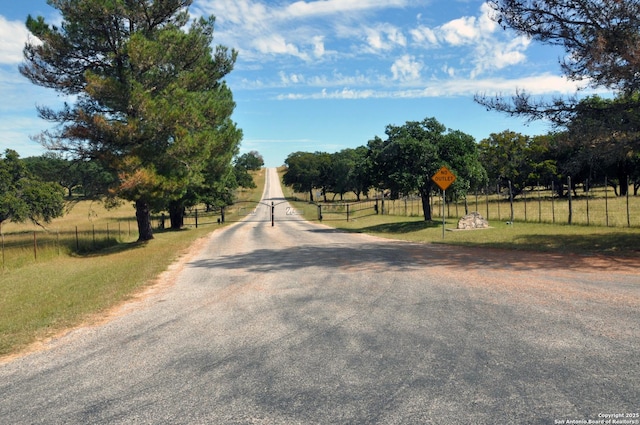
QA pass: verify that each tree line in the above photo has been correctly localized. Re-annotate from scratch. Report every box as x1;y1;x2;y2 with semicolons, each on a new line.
0;148;263;233
284;117;487;221
283;109;639;222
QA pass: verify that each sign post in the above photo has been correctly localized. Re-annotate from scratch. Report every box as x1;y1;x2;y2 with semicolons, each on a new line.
431;166;456;238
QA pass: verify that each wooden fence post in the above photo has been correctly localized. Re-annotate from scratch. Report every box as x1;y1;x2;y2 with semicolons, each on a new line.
627;174;631;228
485;185;489;220
508;180;514;223
567;176;573;225
586;179;590;226
605;176;609;227
551;181;556;224
537;182;542;223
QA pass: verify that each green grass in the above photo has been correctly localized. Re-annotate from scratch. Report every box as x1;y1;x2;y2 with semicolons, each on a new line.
284;183;640;227
0;228;212;356
0;170;265;358
279;169;640;256
284;196;640;257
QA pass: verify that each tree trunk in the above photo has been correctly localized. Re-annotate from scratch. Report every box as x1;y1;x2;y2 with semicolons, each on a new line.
169;201;184;230
421;190;432;221
135;199;154;241
617;170;628;197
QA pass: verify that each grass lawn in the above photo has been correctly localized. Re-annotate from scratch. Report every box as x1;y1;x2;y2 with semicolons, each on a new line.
0;170;265;358
316;212;640;256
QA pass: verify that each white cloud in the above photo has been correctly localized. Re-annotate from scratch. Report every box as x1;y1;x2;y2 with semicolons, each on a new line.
440;16;480;46
0;16;30;64
410;3;529;77
282;0;410;19
193;0;416;62
312;35;325;58
478;36;530;76
194;0;571;98
409;26;438;46
442;65;455;77
363;23;406;52
391;54;423;82
279;71;306;85
277;74;586;100
253;33;309;60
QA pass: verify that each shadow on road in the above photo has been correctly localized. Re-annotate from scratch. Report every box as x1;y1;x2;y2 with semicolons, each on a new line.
191;240;639;274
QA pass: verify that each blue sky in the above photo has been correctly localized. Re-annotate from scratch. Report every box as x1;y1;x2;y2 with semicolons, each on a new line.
1;0;590;167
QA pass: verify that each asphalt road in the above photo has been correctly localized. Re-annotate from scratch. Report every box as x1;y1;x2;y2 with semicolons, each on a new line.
1;168;638;424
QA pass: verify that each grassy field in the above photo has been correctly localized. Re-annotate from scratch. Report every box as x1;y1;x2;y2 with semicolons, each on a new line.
306;212;640;256
278;170;640;257
0;170;265;358
287;186;640;228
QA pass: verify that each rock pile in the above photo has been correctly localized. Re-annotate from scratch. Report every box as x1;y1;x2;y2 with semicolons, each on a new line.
457;212;489;230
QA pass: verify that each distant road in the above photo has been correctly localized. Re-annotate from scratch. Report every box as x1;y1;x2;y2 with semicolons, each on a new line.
1;168;638;424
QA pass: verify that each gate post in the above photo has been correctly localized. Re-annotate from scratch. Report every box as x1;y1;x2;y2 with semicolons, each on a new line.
318;204;323;221
271;202;274;227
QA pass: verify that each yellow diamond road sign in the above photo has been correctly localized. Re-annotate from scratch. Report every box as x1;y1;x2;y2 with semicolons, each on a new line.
431;166;456;191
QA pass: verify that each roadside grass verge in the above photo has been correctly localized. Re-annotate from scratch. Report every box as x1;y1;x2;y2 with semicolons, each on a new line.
285;199;640;257
0;227;213;357
1;170;265;358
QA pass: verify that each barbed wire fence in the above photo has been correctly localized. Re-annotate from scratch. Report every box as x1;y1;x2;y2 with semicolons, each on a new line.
1;216;169;271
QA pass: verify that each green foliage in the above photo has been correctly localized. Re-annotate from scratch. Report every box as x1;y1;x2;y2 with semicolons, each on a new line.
282;117;486;221
232;151;263;190
23;154;116;197
560;94;640;196
20;0;241;240
368;119;442;200
440;130;488;199
369;117;485;220
235;151;264;171
0;150;64;226
283;152;323;201
479;130;535;195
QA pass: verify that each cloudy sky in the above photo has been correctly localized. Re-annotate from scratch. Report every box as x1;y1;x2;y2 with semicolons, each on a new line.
1;0;587;167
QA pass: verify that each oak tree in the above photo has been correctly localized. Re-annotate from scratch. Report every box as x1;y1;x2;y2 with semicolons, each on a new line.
368;117;485;221
0;149;64;228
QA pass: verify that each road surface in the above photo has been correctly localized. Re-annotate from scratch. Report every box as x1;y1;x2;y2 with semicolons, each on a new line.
1;168;638;424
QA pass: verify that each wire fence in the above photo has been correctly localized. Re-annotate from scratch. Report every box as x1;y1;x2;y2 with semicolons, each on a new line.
301;181;640;228
0;216;168;271
6;180;637;270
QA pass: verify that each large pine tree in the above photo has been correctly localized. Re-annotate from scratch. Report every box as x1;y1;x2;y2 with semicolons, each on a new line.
21;0;242;241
